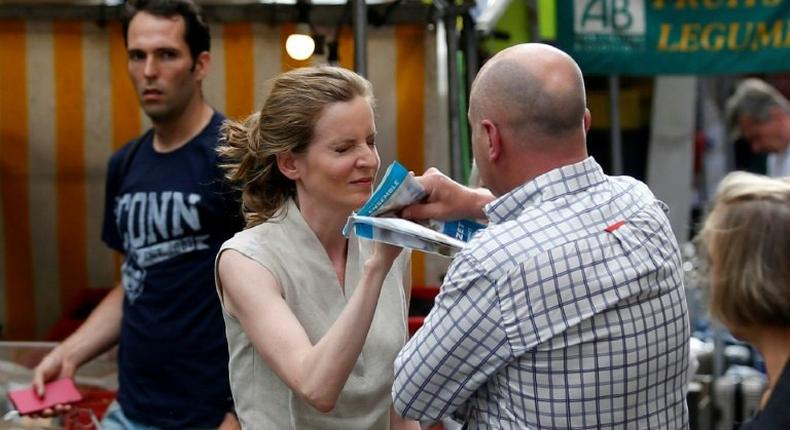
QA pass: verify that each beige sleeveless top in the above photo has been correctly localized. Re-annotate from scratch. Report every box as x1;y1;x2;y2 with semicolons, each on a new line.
215;200;409;429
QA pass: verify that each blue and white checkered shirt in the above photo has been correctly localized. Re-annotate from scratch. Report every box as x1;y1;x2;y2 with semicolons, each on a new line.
393;158;690;429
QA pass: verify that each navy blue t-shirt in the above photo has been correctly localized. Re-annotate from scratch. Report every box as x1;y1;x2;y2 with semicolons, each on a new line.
101;112;243;428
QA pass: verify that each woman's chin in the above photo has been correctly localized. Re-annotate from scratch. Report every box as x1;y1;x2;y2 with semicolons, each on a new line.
353;192;373;208
351;199;369;211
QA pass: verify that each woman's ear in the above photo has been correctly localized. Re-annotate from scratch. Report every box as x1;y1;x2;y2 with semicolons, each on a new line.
276;152;300;180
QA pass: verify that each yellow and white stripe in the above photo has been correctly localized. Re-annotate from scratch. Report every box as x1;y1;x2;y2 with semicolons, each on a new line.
27;21;59;338
0;19;446;339
252;23;281;109
83;21;115;293
54;20;88;332
204;24;226;115
1;20;36;339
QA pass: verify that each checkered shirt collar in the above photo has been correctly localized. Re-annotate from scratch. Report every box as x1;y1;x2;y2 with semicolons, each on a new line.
484;157;607;224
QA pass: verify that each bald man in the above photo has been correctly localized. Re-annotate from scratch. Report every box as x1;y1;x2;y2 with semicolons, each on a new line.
392;44;690;428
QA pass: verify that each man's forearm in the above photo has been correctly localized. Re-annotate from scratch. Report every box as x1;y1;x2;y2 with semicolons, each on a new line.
58;285;124;367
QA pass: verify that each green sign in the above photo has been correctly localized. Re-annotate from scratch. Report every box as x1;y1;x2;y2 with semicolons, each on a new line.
557;0;790;75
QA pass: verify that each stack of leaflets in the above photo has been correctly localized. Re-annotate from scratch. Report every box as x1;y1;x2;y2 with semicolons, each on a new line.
342;161;485;257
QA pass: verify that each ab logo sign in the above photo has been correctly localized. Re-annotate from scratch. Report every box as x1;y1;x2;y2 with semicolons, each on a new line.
558;1;790;75
573;0;647;52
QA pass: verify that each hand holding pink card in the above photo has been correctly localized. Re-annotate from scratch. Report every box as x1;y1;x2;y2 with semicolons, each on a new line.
8;378;82;415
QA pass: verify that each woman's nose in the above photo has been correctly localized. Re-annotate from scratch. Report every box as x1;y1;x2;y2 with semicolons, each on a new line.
367;147;381;167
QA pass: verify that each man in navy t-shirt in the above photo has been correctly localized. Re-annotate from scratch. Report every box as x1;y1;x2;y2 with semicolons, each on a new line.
32;1;243;428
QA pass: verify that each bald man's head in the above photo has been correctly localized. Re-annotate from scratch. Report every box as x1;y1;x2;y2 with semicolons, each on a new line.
470;44;587;140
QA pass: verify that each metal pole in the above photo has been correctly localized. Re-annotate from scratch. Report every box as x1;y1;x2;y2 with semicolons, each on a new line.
711;323;726;430
609;75;623;175
526;0;539;42
443;7;463;181
353;0;367;77
461;9;478;92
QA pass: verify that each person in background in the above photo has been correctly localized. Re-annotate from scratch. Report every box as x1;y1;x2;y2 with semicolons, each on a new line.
726;78;790;177
392;43;690;428
698;171;790;429
215;66;419;430
32;0;242;428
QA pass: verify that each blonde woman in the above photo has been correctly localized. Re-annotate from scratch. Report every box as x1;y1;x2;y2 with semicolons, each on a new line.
215;66;419;429
698;171;790;429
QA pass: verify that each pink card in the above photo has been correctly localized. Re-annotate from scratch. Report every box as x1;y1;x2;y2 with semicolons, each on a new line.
8;378;83;415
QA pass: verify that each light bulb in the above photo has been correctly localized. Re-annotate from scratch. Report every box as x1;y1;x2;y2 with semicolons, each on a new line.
286;24;315;61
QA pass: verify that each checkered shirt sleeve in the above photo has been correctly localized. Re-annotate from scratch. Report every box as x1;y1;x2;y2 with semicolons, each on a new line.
393;249;514;420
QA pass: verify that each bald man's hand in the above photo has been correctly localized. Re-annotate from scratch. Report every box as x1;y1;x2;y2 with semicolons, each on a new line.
400;168;494;222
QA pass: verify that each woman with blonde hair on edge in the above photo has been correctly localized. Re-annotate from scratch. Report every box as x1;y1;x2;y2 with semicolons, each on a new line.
214;66;419;429
698;171;790;429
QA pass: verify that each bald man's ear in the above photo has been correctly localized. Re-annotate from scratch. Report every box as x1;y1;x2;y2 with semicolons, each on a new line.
583;108;591;133
481;119;502;162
